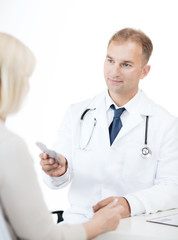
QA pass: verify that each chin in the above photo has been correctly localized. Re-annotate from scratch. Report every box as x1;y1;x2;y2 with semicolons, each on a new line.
108;85;123;94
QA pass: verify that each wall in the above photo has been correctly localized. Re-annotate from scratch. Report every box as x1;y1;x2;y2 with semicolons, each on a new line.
0;0;178;211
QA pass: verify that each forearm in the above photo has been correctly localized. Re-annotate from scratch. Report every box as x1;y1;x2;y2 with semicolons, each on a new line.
84;200;122;239
125;183;178;215
83;221;100;240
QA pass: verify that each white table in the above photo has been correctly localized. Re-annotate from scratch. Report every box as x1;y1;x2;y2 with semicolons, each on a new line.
94;209;178;240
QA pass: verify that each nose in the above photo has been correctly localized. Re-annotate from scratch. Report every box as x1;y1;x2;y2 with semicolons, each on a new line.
112;63;121;76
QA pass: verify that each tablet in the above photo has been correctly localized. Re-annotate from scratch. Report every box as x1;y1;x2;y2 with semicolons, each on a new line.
147;213;178;227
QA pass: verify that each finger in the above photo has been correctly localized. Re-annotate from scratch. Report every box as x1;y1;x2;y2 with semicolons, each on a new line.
92;202;105;212
117;205;124;214
107;199;124;213
39;152;48;159
46;168;63;177
41;162;59;171
101;198;121;210
107;198;119;207
112;205;125;217
40;158;55;166
93;197;114;212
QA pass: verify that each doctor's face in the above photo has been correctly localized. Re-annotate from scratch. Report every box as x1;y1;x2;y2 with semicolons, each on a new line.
104;40;150;103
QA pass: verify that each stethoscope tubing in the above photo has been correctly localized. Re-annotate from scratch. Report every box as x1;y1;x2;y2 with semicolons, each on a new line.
144;116;149;145
79;108;96;150
141;115;152;158
80;108;152;158
80;109;94;120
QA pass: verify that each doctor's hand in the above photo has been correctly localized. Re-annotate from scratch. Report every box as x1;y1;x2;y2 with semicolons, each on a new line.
39;152;68;177
83;199;123;240
93;196;131;219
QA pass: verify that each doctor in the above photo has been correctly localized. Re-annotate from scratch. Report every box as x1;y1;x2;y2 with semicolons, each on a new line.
40;28;178;223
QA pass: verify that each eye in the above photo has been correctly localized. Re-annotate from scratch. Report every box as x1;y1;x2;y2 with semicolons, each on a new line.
122;63;131;67
106;58;114;64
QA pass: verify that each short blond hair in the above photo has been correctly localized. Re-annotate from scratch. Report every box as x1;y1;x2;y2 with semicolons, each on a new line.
108;28;153;64
0;33;36;119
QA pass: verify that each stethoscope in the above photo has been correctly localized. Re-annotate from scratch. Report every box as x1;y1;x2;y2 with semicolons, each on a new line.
79;108;152;158
79;108;97;150
141;116;152;159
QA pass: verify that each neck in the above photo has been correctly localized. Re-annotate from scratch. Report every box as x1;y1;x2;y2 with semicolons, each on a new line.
108;89;138;107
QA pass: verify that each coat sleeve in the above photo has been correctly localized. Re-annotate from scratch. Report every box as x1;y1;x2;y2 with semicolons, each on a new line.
1;134;86;240
42;97;94;189
43;106;75;189
125;118;178;215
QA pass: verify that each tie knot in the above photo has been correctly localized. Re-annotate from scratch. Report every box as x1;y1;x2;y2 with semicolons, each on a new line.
111;105;125;118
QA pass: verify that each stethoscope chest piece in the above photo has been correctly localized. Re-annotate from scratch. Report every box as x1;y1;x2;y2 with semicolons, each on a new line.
141;146;152;159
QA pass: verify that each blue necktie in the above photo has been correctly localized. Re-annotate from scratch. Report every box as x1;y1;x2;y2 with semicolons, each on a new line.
109;105;125;145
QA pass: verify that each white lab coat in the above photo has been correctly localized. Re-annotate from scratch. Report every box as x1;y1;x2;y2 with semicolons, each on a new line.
43;89;178;223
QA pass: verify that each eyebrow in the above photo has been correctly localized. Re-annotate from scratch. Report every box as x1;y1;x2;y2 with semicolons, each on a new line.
106;54;113;59
106;55;134;65
122;60;135;65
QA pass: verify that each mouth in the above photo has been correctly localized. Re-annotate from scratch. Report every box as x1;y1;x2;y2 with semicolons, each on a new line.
108;78;123;85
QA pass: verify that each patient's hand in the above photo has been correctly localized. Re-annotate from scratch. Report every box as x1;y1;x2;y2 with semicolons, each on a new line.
83;199;123;240
93;196;131;218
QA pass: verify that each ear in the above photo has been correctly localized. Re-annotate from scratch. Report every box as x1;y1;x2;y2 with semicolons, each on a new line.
140;65;151;79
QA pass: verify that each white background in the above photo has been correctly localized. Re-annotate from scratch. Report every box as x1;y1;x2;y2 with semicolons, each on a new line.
0;0;178;212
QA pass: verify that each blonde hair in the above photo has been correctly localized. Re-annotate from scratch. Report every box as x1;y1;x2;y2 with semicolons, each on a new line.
108;28;153;64
0;33;36;119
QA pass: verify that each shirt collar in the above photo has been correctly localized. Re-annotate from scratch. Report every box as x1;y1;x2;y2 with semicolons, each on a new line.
105;89;142;113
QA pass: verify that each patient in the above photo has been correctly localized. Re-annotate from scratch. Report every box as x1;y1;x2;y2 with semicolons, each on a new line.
0;32;122;240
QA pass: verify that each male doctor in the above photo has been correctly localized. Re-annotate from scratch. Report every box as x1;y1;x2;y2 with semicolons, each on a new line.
40;28;178;223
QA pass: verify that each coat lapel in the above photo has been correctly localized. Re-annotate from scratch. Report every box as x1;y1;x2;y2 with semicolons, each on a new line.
114;112;143;142
87;91;110;146
113;91;154;144
84;90;154;146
